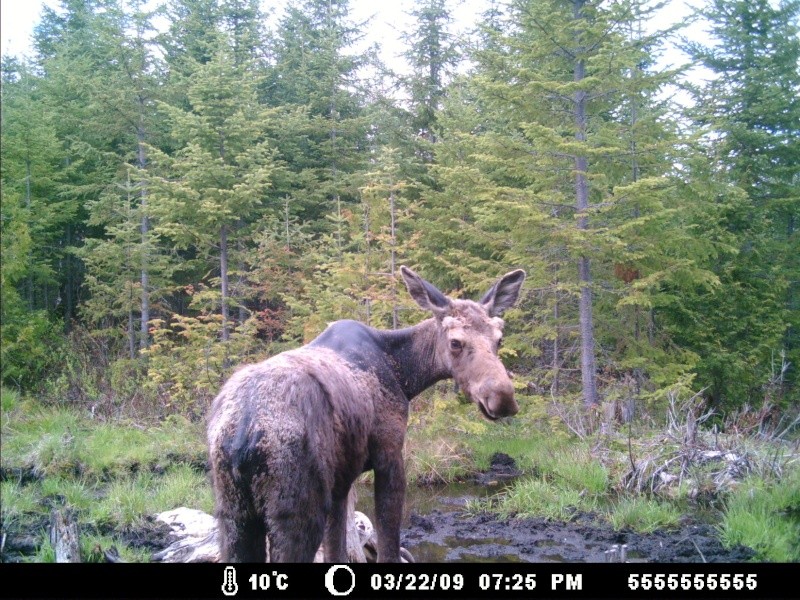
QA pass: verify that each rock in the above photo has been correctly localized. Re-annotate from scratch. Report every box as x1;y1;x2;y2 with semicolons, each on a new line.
152;504;413;563
152;507;220;563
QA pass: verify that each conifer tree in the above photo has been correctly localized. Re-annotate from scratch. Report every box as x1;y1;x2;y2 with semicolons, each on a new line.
265;0;368;236
148;45;281;342
402;0;460;147
428;0;706;406
0;59;69;386
682;0;800;403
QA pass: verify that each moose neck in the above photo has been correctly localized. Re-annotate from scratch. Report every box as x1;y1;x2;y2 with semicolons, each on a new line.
381;318;449;400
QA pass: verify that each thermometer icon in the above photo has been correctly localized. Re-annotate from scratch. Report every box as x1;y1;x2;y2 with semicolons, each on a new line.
222;566;239;596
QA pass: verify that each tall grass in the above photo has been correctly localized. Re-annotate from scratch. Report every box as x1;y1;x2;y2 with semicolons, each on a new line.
2;394;212;562
488;478;591;521
2;403;206;479
718;470;800;562
607;497;681;533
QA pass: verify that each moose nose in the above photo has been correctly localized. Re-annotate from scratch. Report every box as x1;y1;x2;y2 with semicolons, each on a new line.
481;378;518;418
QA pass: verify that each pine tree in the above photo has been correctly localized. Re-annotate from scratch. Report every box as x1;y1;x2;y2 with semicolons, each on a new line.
427;0;709;407
683;0;800;403
148;45;282;342
402;0;460;147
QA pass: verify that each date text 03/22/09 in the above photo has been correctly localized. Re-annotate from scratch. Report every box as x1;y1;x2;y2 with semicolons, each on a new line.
368;571;582;593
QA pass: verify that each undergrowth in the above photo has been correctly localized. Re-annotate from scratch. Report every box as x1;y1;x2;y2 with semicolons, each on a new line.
718;469;800;562
1;393;210;562
3;385;798;563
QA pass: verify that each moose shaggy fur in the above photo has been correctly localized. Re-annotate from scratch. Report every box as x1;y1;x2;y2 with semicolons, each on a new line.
207;266;525;562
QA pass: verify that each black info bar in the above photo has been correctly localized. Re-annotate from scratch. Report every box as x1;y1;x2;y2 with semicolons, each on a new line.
2;562;788;599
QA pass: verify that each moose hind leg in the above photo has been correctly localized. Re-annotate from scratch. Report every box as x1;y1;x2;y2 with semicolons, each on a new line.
322;493;348;562
218;510;267;562
213;467;267;562
261;459;329;562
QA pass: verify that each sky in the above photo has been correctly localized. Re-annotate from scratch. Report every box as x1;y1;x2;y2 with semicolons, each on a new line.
0;0;490;70
1;0;699;72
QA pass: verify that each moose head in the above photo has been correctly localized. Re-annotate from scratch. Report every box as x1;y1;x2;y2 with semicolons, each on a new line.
400;266;526;420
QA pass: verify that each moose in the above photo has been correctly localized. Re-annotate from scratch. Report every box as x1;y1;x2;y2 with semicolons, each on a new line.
207;266;526;562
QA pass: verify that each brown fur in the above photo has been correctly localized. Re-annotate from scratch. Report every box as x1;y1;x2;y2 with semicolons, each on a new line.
207;267;525;562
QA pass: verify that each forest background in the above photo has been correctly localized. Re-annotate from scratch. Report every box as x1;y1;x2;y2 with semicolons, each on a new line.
1;0;798;419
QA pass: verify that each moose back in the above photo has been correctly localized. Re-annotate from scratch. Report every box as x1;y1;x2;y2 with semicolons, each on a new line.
207;266;525;562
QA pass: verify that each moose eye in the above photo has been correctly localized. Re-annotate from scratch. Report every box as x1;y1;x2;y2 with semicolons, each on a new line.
450;339;463;351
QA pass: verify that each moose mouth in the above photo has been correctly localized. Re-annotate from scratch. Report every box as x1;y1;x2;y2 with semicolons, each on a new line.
477;401;499;421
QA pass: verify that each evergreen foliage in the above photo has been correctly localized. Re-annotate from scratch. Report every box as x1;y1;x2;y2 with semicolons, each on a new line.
1;0;796;414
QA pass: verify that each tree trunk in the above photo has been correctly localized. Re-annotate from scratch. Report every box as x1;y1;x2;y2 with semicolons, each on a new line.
551;278;560;396
573;0;599;408
64;223;74;329
25;157;34;310
390;187;398;330
236;219;247;325
220;224;230;341
138;127;150;351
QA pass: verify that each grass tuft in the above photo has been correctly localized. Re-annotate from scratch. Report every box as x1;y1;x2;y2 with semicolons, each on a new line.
606;497;681;533
489;477;591;521
718;470;800;562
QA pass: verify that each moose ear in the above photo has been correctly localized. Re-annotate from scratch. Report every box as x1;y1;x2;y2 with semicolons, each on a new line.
480;269;526;317
400;266;452;315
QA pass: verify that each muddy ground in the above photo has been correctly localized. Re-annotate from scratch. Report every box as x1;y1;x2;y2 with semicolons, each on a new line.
401;509;754;563
400;453;755;563
2;453;755;563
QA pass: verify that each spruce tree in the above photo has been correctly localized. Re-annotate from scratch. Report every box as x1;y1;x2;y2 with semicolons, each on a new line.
148;45;281;342
683;0;800;403
402;0;460;148
265;0;368;236
427;0;706;407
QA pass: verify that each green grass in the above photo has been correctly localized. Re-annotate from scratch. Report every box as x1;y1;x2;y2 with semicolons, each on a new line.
606;497;682;533
718;470;800;562
80;532;152;563
1;406;84;477
40;476;97;512
2;393;212;561
152;464;214;515
0;479;41;530
1;386;21;412
488;477;593;521
91;472;156;528
1;401;206;479
31;538;56;563
89;465;213;529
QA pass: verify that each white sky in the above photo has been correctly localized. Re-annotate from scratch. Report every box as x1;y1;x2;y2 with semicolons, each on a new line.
0;0;489;69
1;0;698;71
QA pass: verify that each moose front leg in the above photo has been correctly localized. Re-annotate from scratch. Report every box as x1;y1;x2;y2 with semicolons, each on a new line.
373;454;406;562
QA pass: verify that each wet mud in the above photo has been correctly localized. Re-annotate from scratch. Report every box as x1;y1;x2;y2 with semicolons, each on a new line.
402;509;755;563
399;453;755;563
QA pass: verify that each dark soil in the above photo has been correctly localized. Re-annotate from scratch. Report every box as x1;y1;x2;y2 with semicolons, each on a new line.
399;453;755;563
401;509;755;563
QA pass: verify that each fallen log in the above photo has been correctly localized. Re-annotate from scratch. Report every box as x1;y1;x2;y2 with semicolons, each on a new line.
49;509;82;563
153;491;413;563
151;507;220;563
